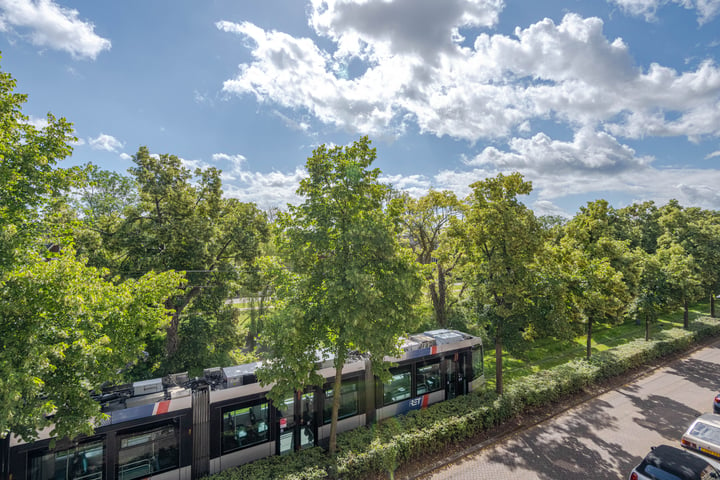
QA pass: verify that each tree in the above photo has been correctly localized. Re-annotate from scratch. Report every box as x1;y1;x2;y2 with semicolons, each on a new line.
0;54;78;269
613;201;662;254
394;190;465;328
84;149;268;376
256;137;423;454
561;200;634;359
0;249;183;441
630;252;669;340
460;172;543;395
657;243;702;328
657;201;717;322
0;57;186;442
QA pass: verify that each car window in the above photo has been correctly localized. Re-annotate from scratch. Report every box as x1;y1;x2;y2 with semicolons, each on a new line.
690;421;720;445
642;465;682;480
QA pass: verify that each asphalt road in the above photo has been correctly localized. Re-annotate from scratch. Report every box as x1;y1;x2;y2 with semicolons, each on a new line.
420;340;720;480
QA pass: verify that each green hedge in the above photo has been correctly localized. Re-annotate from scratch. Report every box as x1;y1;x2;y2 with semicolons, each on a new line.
207;317;720;480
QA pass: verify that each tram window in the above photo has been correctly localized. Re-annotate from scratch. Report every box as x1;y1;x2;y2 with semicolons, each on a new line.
416;361;442;395
29;440;104;480
221;401;270;453
117;424;178;480
383;365;412;405
323;378;360;424
472;344;484;380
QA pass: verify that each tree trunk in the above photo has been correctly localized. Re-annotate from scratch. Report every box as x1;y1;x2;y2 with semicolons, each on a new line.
328;361;343;455
645;314;650;341
684;298;689;329
429;268;447;327
586;317;593;360
166;311;181;356
712;294;716;318
495;324;503;395
164;285;202;357
246;298;257;350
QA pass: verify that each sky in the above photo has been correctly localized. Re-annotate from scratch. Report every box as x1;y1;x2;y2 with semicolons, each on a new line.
1;0;719;217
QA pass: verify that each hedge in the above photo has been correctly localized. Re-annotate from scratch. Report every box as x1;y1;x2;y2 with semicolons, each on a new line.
206;317;720;480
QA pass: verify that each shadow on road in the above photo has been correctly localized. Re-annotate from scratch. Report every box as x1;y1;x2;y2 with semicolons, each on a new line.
666;352;720;394
479;399;638;480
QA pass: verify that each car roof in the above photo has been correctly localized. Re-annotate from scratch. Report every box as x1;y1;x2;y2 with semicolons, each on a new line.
643;445;718;479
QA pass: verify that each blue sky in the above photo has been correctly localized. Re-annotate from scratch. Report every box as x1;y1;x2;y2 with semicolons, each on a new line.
1;0;719;217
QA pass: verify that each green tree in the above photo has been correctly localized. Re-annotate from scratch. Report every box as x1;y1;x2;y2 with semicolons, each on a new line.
0;54;77;268
0;250;183;441
562;200;634;359
0;58;183;442
657;201;717;322
613;201;662;254
461;172;543;394
93;148;268;375
630;252;669;340
394;190;465;328
657;243;702;328
257;137;423;454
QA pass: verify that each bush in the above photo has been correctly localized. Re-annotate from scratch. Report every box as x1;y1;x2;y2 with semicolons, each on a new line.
207;317;720;480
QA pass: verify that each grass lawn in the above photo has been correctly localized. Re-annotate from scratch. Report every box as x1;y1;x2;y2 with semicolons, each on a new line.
484;301;713;389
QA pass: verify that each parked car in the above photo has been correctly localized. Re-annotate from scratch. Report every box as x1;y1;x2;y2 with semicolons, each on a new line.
713;394;720;414
682;414;720;461
629;445;720;480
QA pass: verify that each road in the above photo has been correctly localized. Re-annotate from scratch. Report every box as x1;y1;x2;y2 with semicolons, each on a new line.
420;340;720;479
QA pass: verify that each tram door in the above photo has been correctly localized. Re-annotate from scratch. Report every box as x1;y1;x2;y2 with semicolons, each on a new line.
444;353;466;400
276;392;316;455
276;396;295;455
299;393;316;450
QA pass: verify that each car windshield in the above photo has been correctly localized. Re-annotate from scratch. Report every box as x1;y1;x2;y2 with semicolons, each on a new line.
690;421;720;445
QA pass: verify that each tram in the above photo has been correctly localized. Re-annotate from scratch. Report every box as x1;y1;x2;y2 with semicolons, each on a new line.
2;329;483;480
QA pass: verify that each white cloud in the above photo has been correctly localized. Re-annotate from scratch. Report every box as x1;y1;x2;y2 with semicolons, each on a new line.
706;150;720;159
466;127;653;175
0;0;111;59
608;0;720;24
223;168;307;210
119;152;131;161
26;114;48;129
219;9;720;143
88;133;123;152
532;200;571;218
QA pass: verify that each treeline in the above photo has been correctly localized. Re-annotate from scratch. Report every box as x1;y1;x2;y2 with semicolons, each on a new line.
2;57;720;448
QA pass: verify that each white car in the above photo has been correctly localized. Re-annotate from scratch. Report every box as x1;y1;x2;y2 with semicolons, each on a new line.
629;445;720;480
682;414;720;462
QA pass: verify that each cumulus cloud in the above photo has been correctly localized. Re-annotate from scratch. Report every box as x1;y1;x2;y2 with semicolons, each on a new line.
309;0;504;63
0;0;111;59
706;150;720;159
466;127;653;175
88;133;123;152
219;8;720;143
608;0;720;25
209;151;306;209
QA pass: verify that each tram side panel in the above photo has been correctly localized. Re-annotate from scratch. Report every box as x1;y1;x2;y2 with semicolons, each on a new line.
8;399;194;480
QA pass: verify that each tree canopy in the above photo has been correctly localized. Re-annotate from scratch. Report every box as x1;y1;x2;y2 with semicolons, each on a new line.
257;137;423;453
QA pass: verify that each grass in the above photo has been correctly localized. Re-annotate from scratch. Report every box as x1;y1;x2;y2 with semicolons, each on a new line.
484;302;712;388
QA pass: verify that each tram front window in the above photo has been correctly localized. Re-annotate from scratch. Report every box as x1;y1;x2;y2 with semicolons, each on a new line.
117;424;178;480
29;441;104;480
472;344;484;380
